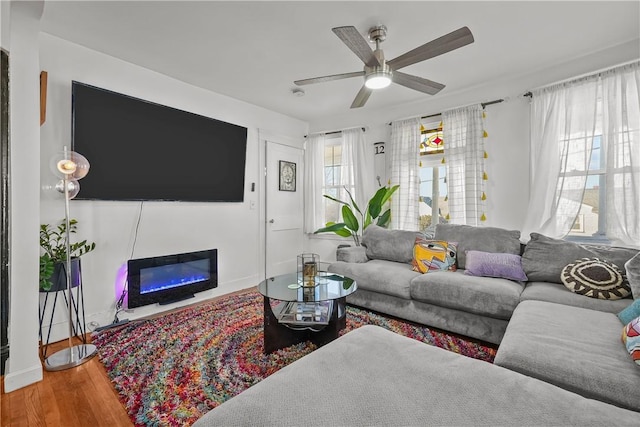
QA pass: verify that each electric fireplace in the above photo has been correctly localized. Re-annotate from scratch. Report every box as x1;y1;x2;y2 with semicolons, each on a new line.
127;249;218;308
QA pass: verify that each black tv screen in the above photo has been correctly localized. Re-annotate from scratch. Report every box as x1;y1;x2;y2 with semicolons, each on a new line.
71;81;248;202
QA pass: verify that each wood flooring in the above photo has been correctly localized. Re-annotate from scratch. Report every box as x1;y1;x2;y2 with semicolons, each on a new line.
0;288;256;427
1;336;133;427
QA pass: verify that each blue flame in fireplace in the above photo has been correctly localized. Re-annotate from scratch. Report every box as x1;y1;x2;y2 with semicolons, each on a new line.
139;258;210;294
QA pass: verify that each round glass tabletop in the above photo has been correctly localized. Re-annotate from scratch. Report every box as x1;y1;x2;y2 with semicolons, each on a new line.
258;271;357;302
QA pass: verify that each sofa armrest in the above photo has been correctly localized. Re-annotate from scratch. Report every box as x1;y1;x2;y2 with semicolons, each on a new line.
336;246;369;263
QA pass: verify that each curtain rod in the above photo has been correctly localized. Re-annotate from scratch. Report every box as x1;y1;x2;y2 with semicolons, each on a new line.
305;127;365;138
522;59;640;99
388;98;505;124
422;98;505;119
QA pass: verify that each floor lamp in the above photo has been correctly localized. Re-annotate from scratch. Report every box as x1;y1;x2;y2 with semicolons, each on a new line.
44;146;97;371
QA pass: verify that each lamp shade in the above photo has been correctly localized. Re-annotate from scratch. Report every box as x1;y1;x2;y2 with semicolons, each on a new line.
55;179;81;199
50;148;90;180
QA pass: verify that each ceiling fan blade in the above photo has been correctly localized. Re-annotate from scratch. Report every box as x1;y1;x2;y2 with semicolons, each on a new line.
387;26;474;71
332;26;381;67
294;71;364;86
392;71;445;95
350;85;372;108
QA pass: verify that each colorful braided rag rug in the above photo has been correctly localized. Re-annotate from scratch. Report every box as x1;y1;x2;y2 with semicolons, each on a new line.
92;291;496;426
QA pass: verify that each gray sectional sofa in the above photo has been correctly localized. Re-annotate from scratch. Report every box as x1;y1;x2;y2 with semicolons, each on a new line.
196;224;640;425
329;224;636;344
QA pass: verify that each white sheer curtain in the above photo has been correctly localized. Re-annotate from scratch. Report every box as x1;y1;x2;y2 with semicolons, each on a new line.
602;63;640;245
442;104;485;226
341;127;375;215
303;132;326;233
389;117;421;230
522;61;640;245
521;78;598;239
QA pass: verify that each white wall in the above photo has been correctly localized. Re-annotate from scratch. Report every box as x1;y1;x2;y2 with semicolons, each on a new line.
4;0;45;393
0;1;10;49
304;39;640;258
37;34;307;343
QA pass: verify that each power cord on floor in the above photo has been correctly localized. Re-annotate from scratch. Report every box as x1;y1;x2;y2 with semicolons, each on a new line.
113;284;128;324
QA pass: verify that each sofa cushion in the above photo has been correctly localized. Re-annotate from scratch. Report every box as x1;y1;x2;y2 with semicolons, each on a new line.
410;270;524;320
411;237;457;273
522;233;639;284
195;325;640;427
494;300;640;412
520;281;632;314
464;250;528;282
618;299;640;325
336;246;368;263
622;316;640;366
434;224;521;269
362;224;422;263
346;289;509;345
588;244;640;273
522;234;594;282
328;259;418;300
626;252;640;299
561;257;631;300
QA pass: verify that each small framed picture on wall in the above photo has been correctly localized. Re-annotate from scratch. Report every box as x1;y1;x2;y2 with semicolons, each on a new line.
279;160;296;192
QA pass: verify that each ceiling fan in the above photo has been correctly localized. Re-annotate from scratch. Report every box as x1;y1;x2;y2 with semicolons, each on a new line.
294;25;474;108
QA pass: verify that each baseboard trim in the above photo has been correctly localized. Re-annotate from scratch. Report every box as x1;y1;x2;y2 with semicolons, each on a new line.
2;363;43;393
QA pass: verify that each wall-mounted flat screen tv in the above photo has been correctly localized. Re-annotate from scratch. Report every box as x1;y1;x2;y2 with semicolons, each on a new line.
71;81;248;202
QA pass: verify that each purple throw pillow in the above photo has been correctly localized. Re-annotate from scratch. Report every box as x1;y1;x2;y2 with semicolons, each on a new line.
464;250;528;282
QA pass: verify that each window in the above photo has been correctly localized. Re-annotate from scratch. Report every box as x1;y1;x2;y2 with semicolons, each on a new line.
419;124;449;232
323;140;343;224
566;136;605;240
306;128;372;234
525;63;639;246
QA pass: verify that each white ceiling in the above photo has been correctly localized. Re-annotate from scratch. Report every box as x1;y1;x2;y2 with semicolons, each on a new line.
39;1;640;123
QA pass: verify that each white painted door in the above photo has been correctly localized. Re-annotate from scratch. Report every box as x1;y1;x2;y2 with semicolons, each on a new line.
265;140;304;278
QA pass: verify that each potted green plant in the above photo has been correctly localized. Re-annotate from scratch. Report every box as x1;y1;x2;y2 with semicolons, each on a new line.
314;185;399;246
39;219;96;292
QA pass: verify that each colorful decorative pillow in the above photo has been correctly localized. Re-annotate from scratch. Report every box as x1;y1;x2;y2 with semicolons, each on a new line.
412;237;457;274
464;250;528;282
618;299;640;325
561;257;631;300
622;316;640;366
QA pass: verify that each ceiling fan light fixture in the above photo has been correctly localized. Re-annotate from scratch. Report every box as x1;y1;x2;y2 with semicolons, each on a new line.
365;71;392;89
294;24;472;107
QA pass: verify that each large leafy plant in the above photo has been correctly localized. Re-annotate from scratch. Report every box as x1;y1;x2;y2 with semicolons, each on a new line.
39;219;96;291
314;185;399;246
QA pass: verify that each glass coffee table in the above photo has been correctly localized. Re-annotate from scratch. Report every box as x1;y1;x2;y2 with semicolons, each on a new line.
258;272;357;354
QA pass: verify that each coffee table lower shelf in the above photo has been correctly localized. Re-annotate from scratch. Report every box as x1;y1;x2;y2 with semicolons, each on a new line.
263;296;347;354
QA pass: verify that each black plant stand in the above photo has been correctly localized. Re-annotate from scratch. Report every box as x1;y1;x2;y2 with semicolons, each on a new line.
38;270;88;359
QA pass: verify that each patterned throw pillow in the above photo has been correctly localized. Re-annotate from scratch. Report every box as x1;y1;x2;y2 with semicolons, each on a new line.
561;257;631;300
412;237;457;274
622;316;640;366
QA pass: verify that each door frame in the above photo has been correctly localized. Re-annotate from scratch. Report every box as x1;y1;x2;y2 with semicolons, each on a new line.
1;49;9;374
257;129;304;281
